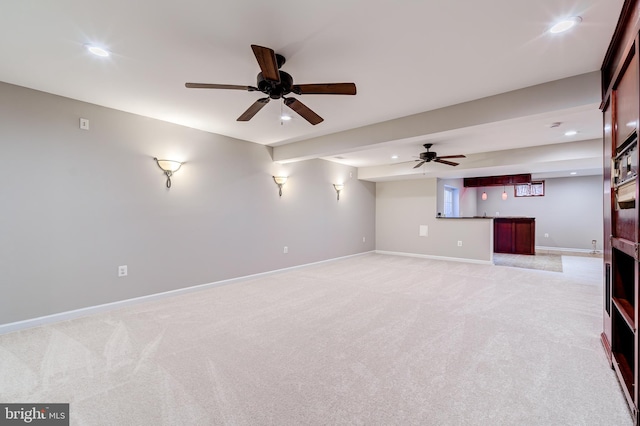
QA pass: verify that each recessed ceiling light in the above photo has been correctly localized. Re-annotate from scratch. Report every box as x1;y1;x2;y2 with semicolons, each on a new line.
85;44;110;57
570;172;577;175
564;130;578;136
627;121;637;128
549;16;582;34
391;155;399;159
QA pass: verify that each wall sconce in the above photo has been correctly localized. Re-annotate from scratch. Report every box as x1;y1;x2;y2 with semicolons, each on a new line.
333;183;344;201
273;176;288;197
502;186;508;200
481;191;487;201
154;158;183;188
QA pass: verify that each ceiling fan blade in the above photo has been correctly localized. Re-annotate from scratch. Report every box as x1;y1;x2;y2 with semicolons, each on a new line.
237;98;270;121
251;45;280;82
186;83;258;91
284;98;323;125
434;159;459;166
292;83;357;95
413;161;426;169
436;155;466;159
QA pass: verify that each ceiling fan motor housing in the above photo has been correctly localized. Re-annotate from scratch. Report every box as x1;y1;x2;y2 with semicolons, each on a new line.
419;151;437;161
257;71;294;99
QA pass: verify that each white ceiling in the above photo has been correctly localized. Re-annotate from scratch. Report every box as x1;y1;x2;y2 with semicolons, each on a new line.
0;0;624;181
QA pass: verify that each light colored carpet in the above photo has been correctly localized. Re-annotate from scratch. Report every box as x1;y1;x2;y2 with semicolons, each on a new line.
493;253;563;272
0;253;632;425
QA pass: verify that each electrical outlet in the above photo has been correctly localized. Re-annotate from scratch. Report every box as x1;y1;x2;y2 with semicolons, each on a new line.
545;233;549;238
283;246;288;254
118;265;128;277
80;118;90;130
362;237;366;243
419;225;428;237
457;241;463;247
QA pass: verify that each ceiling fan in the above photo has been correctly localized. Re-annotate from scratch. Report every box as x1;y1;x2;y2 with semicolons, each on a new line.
413;143;466;168
185;44;357;125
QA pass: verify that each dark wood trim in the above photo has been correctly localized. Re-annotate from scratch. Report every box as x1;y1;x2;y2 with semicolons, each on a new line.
602;2;640;420
613;351;636;413
602;0;636;71
613;297;636;330
606;43;637;112
601;332;613;365
612;236;637;258
602;0;639;96
463;174;531;188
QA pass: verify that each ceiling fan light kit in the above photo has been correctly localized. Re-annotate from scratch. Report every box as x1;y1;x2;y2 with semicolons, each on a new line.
186;45;356;125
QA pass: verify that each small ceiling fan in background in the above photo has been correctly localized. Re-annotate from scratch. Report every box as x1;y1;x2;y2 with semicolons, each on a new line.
185;45;357;125
413;143;466;168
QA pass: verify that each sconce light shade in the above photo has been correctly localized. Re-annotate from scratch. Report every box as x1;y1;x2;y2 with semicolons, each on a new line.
154;157;183;188
273;176;288;197
333;183;344;201
502;191;508;200
481;191;487;201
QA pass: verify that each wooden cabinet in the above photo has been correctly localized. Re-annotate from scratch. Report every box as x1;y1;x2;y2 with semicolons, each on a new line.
602;0;640;421
463;174;531;188
493;217;535;255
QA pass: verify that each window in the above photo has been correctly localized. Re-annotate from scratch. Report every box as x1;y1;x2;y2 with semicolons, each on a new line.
514;181;545;197
443;186;459;217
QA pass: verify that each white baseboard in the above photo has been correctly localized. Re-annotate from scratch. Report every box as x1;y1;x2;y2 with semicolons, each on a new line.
535;246;602;255
375;250;494;265
0;251;375;335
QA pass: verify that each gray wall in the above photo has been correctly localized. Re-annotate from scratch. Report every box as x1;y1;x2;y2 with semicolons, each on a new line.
0;82;376;325
376;179;492;262
475;175;603;250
